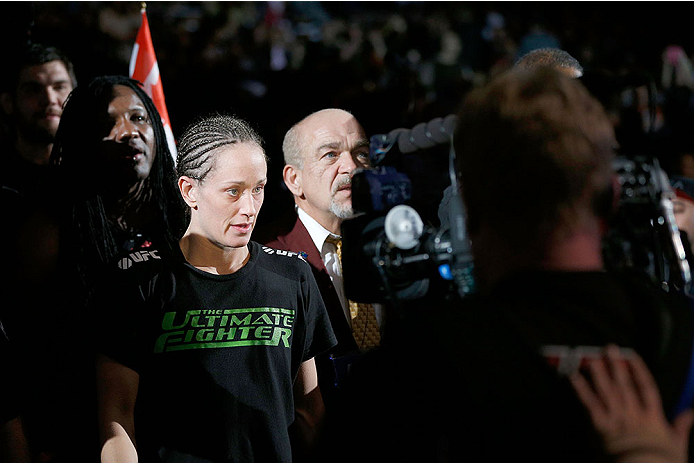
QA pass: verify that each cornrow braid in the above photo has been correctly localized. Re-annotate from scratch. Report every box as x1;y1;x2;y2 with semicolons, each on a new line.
177;113;265;183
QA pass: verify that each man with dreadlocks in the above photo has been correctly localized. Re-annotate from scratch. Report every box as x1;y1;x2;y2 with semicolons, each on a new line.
50;75;186;263
3;75;186;461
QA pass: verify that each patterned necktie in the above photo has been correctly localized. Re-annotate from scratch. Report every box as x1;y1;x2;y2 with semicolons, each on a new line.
326;235;381;350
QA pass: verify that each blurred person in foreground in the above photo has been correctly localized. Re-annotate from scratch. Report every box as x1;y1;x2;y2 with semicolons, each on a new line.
323;67;694;462
439;46;582;230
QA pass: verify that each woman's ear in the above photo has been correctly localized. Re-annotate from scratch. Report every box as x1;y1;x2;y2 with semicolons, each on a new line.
178;176;198;209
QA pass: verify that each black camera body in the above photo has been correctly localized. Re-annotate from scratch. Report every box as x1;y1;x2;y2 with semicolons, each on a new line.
341;115;474;306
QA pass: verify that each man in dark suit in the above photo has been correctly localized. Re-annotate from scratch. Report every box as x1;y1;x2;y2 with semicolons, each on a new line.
259;108;377;408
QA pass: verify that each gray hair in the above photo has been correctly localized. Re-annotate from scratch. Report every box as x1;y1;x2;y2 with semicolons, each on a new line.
282;122;304;169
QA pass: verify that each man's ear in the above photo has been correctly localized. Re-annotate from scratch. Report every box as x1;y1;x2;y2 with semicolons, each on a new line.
0;92;14;116
178;176;198;209
283;164;303;198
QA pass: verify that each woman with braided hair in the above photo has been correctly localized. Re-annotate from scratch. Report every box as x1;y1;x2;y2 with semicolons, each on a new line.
95;113;336;462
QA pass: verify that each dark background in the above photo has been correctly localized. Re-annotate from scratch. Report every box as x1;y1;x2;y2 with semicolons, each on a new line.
2;1;693;226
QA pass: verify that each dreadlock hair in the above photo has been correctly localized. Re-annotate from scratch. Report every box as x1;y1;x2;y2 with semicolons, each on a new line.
176;113;266;217
50;75;186;303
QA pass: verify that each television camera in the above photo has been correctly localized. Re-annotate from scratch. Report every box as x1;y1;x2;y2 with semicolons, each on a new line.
341;114;474;307
342;114;693;309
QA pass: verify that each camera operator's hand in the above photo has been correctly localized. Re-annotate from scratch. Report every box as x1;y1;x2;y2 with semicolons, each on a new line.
570;344;694;463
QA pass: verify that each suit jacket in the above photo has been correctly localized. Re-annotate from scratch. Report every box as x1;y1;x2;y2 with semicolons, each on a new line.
259;215;359;408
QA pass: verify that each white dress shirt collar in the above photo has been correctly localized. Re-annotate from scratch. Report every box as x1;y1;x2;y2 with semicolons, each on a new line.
296;206;339;253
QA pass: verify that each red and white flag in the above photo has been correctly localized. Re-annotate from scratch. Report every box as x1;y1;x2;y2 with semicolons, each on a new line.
129;6;177;160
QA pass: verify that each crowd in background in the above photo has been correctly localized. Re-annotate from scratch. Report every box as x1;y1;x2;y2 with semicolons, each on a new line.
4;2;690;128
2;1;694;221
